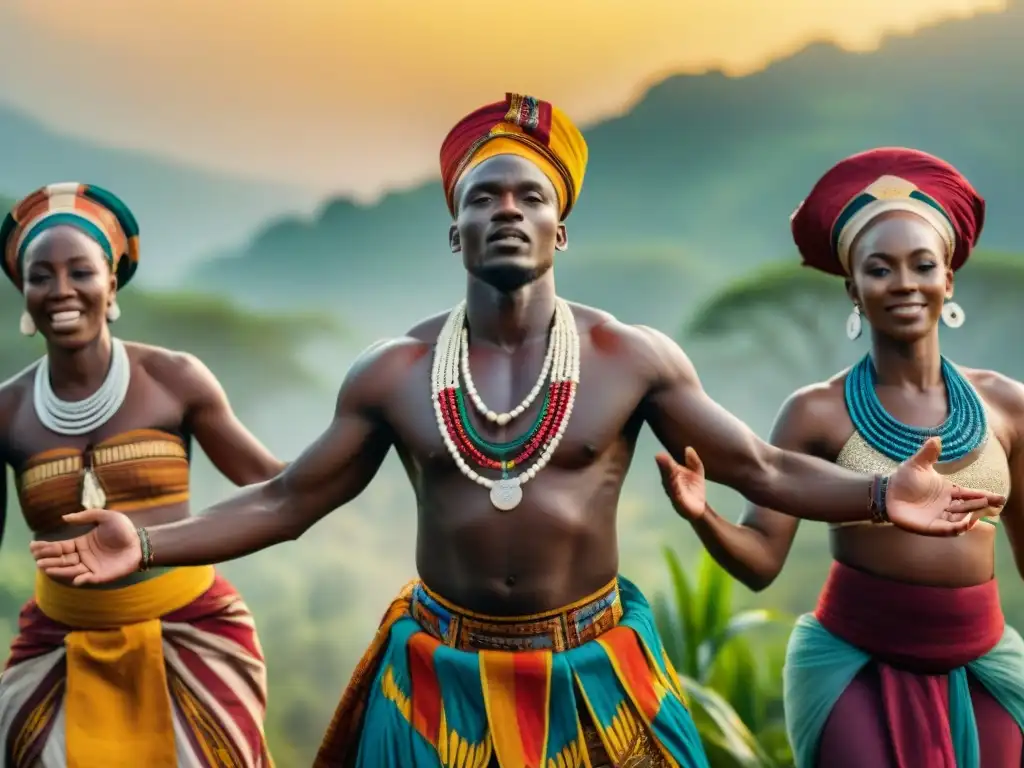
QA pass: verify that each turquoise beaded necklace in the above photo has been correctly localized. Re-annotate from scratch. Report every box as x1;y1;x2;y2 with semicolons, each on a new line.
844;354;986;463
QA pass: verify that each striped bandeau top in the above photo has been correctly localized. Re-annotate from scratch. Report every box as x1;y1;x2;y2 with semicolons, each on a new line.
16;428;190;533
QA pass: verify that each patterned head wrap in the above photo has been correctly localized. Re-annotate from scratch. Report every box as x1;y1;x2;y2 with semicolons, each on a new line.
0;183;140;292
790;148;984;275
440;93;589;219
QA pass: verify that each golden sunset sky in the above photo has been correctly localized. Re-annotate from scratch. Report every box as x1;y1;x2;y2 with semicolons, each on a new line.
0;0;1005;197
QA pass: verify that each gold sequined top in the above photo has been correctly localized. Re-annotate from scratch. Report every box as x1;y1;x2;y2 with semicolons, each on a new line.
831;415;1009;528
16;428;190;533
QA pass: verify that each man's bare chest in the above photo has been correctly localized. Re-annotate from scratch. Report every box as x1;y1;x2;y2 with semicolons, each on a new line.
384;353;647;473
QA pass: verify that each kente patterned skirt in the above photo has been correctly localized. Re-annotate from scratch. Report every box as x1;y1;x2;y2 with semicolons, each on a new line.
314;575;709;767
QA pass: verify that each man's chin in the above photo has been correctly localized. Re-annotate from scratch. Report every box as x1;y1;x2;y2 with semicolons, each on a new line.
473;262;542;293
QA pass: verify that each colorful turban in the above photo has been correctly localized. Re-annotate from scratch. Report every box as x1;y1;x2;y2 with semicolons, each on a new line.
0;183;140;291
440;93;588;219
790;148;985;276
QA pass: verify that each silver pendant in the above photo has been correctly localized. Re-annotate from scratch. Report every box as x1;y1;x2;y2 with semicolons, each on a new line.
489;478;523;511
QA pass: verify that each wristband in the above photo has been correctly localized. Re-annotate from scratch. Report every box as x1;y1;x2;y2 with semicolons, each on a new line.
137;527;154;571
869;474;890;523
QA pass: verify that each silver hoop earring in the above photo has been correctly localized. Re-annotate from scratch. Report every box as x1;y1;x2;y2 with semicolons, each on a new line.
940;300;964;328
845;305;862;340
19;310;36;337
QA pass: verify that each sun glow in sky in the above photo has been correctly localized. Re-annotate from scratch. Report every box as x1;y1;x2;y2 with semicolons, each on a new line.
0;0;1005;196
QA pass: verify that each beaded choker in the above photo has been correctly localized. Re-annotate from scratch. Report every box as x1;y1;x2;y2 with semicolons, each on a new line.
431;299;579;510
844;354;986;463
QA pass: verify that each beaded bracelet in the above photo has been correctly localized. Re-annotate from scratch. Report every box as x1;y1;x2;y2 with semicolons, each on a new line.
869;474;890;524
137;527;154;571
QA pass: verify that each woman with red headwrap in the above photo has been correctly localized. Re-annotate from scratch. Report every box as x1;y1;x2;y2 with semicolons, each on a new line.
658;148;1024;767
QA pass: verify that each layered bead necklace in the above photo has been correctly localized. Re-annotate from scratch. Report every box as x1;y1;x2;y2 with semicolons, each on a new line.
845;353;986;463
33;337;131;509
34;337;131;436
431;299;579;510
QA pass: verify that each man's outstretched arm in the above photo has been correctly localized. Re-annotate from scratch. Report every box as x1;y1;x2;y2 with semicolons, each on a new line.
635;326;1001;526
33;340;409;577
143;340;405;566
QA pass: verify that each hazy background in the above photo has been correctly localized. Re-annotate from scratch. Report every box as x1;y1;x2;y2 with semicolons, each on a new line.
2;1;1023;764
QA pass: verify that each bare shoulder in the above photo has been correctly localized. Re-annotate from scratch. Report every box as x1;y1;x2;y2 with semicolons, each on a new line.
774;375;850;452
564;301;616;328
964;367;1024;423
127;342;222;402
0;364;36;429
405;310;449;345
562;302;688;378
333;317;442;413
0;362;38;399
128;341;204;379
603;317;711;397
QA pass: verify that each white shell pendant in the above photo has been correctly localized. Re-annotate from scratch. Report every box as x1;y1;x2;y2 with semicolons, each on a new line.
489;478;523;511
80;468;107;510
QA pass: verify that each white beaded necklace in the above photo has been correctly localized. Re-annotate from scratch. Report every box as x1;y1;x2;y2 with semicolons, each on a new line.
34;337;131;436
431;299;580;510
460;324;555;426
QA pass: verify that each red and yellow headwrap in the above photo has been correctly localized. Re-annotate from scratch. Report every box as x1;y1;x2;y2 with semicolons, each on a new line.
0;182;140;292
440;93;588;219
790;147;985;276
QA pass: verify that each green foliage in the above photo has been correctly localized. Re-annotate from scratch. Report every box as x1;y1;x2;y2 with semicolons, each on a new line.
654;547;795;768
686;264;837;340
0;554;33;646
684;262;846;379
115;291;338;393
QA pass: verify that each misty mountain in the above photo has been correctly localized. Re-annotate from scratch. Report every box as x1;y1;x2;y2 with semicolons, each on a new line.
185;3;1024;336
0;105;320;285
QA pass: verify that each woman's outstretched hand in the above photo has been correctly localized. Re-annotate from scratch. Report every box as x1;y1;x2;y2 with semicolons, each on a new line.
656;447;708;523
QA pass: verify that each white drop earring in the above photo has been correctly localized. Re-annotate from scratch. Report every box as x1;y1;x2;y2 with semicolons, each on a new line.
19;310;36;337
941;300;965;328
106;301;121;323
845;305;862;340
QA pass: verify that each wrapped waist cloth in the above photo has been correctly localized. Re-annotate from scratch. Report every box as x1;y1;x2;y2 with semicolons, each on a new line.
0;566;272;768
314;575;710;767
784;560;1024;768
